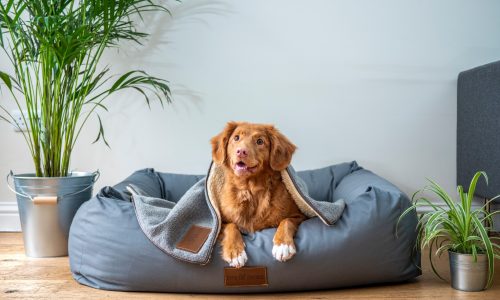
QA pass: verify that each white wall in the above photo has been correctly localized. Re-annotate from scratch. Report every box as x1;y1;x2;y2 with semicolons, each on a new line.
2;0;500;215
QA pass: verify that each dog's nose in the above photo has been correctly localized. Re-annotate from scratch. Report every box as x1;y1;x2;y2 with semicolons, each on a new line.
236;148;248;157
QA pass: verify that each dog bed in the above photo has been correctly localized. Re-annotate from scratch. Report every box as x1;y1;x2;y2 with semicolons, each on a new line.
69;161;421;293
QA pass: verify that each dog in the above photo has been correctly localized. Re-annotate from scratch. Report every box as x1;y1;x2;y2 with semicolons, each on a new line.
210;121;306;268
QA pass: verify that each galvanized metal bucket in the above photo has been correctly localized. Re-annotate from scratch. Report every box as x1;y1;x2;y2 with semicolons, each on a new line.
7;171;99;257
449;251;488;292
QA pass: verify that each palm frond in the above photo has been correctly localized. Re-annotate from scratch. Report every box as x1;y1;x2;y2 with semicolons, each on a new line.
0;0;173;177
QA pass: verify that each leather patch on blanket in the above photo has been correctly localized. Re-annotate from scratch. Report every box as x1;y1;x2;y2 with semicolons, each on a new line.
176;225;211;253
224;267;268;287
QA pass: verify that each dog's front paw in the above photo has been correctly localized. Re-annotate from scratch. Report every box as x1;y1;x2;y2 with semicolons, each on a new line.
222;246;248;268
223;249;248;268
272;243;296;262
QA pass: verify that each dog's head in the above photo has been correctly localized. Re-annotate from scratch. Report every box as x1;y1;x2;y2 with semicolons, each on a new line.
211;122;296;177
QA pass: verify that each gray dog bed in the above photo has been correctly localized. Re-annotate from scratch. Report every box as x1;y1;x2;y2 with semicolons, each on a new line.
69;161;420;293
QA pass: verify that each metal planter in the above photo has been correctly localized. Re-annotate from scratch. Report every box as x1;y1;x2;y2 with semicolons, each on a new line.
8;171;98;257
449;251;488;292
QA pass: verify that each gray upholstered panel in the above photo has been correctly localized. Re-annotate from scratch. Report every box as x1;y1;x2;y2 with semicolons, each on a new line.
457;60;500;200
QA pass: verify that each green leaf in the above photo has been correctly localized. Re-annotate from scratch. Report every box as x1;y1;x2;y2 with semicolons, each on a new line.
12;2;28;24
0;114;15;126
457;185;466;212
106;70;171;108
0;71;12;90
467;171;488;211
109;70;136;93
0;24;3;46
478;195;500;212
471;214;494;288
92;114;110;148
87;102;109;112
4;0;14;12
435;242;452;257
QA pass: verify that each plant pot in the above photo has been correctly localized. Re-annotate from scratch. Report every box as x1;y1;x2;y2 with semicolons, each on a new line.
449;251;488;292
8;171;98;257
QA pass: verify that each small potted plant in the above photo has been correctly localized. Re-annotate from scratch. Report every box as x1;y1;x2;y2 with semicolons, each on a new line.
0;0;172;257
399;171;500;291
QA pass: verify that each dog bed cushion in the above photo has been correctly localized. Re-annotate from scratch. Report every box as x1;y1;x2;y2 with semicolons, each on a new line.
131;161;346;265
69;161;421;293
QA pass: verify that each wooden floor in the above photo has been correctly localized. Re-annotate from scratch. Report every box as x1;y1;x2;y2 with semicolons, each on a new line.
1;233;500;299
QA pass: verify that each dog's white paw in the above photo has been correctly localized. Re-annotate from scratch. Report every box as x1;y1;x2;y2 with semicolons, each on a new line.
226;250;248;268
272;243;296;262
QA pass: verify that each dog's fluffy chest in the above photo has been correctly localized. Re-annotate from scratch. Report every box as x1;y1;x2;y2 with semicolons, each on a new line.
220;176;285;232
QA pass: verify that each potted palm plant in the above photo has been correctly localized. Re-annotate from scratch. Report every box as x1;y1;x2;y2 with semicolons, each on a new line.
399;171;500;291
0;0;172;257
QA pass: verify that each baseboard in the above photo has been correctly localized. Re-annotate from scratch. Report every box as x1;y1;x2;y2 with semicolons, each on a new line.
0;201;21;232
416;196;485;214
416;203;484;213
415;201;500;232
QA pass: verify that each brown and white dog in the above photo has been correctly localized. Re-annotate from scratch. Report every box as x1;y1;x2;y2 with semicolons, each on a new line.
210;121;306;268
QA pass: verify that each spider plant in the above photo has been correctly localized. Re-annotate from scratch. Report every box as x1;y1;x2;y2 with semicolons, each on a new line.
0;0;173;177
399;171;500;289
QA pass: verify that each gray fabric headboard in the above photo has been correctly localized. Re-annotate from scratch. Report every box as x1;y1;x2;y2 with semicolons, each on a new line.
457;60;500;200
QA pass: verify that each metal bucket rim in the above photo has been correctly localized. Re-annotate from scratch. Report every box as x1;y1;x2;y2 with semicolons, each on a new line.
8;171;99;200
12;171;97;180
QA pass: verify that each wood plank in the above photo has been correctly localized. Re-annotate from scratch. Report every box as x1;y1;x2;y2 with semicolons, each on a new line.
1;233;499;299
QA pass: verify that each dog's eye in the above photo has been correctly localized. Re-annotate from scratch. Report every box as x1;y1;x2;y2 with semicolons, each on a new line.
234;135;240;141
256;138;264;145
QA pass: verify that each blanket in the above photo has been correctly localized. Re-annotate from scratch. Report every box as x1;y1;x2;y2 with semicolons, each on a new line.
131;162;346;265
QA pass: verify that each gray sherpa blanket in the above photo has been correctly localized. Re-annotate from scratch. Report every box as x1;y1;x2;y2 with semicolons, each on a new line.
131;162;346;265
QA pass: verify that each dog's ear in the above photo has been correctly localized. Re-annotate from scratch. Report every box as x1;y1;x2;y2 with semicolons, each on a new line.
211;122;238;164
267;126;296;171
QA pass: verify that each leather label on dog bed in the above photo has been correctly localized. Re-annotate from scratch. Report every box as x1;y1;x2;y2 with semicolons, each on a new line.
224;267;268;287
176;225;211;253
